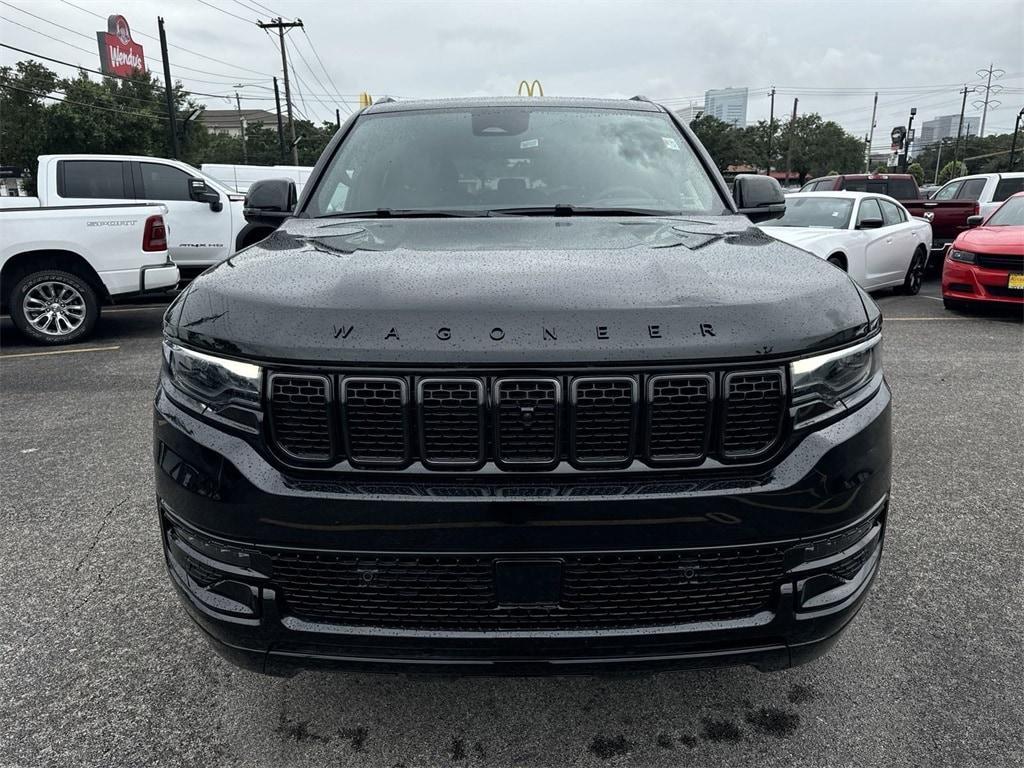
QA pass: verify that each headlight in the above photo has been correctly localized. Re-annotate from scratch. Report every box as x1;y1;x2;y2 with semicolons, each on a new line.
162;340;262;432
790;335;882;428
949;249;976;264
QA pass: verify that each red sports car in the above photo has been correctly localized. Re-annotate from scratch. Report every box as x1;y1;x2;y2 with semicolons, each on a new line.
943;192;1024;310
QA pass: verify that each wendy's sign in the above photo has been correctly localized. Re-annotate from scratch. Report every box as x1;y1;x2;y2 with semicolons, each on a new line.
96;15;146;77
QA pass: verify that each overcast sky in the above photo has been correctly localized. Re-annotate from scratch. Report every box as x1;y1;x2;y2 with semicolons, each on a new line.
2;0;1022;150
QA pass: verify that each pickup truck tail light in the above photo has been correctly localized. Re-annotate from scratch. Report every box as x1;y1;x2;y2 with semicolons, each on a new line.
143;215;168;252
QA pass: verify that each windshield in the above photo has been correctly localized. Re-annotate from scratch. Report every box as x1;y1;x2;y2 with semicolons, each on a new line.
985;196;1024;226
304;107;723;217
768;196;854;229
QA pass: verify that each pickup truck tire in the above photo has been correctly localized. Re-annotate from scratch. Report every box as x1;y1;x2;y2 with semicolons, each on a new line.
897;248;926;295
9;269;99;345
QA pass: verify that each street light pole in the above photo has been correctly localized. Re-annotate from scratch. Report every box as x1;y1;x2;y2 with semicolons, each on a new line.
901;107;916;173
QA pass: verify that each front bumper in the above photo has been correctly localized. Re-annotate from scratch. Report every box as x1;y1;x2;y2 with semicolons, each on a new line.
942;259;1024;305
153;380;892;676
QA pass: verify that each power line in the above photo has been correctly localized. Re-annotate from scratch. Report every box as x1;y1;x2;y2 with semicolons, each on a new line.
289;36;342;118
0;43;253;101
56;0;273;79
192;0;259;25
0;81;167;120
300;28;353;115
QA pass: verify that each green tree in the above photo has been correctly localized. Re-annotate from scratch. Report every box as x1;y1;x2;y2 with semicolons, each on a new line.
937;160;968;184
907;162;924;185
688;114;742;170
778;114;864;183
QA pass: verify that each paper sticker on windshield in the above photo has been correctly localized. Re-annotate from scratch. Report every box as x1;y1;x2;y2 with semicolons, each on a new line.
662;137;680;151
520;138;539;149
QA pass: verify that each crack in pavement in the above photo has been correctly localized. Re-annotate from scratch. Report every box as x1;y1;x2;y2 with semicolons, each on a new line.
71;495;130;574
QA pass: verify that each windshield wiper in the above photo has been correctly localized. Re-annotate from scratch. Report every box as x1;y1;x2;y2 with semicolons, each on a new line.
317;208;485;219
487;204;679;217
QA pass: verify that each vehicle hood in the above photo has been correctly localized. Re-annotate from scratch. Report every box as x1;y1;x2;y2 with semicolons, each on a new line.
757;226;845;257
166;215;871;364
954;225;1024;255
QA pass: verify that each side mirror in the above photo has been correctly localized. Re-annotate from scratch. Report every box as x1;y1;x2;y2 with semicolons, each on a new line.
857;218;884;230
733;174;786;223
189;178;222;212
244;178;297;227
966;214;984;228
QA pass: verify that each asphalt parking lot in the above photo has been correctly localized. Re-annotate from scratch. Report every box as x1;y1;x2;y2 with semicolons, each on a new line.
1;277;1021;768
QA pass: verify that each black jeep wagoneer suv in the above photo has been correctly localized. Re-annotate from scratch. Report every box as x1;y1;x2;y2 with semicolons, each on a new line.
154;97;890;675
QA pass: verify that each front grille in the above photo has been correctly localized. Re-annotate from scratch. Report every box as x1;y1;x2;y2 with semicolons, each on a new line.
986;285;1024;298
494;379;560;465
570;377;637;465
267;367;788;471
418;379;485;466
268;374;333;460
646;374;713;462
270;546;786;631
721;371;785;458
976;253;1024;270
341;377;409;466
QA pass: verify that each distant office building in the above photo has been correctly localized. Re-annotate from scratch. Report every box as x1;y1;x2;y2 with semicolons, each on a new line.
918;114;980;147
673;102;704;124
704;87;748;127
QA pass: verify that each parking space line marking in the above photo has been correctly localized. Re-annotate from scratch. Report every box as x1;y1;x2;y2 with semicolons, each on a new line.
884;317;979;321
920;296;943;301
1;345;120;359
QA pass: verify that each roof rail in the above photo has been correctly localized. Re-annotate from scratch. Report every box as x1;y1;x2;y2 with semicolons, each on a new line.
629;95;655;103
374;95;397;104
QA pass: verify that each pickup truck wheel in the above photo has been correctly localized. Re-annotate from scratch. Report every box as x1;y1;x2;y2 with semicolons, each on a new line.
10;269;99;345
898;249;926;295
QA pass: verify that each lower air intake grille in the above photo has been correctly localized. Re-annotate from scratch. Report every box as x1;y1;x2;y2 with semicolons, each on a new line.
270;546;786;631
721;370;785;458
268;374;333;460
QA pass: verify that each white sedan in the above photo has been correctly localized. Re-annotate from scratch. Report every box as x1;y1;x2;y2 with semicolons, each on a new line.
759;191;933;294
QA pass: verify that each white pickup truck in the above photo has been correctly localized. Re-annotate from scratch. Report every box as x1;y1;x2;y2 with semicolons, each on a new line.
3;155;281;274
0;202;178;345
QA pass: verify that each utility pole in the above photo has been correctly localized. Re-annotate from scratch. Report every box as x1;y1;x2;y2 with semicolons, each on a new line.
934;140;943;184
272;76;285;163
1009;107;1024;170
258;17;304;165
234;90;248;164
335;108;341;129
865;91;878;172
766;86;776;176
157;17;179;159
954;85;972;163
973;63;1005;138
784;97;798;186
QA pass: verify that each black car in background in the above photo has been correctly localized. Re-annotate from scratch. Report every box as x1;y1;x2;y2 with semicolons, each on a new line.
154;97;890;676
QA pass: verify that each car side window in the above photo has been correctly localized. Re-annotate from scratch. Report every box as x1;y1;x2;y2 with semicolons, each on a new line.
59;160;128;198
139;163;192;201
933;181;962;200
955;178;986;201
993;178;1024;202
856;198;882;226
879;199;902;226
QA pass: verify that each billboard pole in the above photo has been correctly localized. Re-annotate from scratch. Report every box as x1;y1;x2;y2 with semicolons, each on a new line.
157;17;179;159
